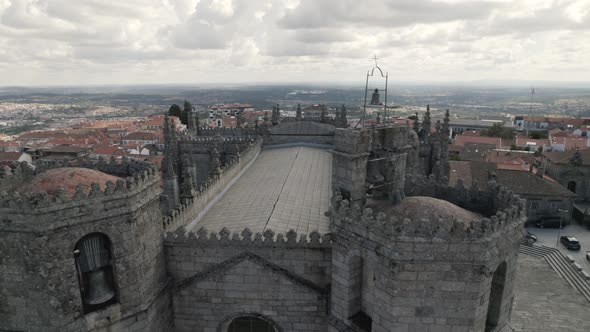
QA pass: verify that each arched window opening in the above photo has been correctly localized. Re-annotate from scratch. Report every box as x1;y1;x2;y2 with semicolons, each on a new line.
485;262;508;332
74;233;117;313
227;315;279;332
567;181;577;194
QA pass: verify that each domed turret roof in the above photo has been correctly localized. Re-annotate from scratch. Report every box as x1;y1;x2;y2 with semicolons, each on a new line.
369;196;480;226
18;167;121;195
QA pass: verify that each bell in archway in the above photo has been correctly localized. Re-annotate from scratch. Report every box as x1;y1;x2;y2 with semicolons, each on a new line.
84;269;115;305
366;159;384;185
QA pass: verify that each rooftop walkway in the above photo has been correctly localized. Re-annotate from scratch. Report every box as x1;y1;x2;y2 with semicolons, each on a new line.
195;146;332;234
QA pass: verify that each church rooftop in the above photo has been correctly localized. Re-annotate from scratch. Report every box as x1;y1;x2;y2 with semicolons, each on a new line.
195;146;332;234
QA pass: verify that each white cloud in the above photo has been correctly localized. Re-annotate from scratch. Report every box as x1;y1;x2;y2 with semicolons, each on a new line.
0;0;587;85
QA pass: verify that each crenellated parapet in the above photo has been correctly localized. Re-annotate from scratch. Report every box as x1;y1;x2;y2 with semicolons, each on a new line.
180;136;257;143
404;173;526;217
0;161;35;191
32;155;156;178
162;138;263;230
330;179;526;242
165;226;331;248
280;117;336;125
195;127;260;137
0;163;161;230
178;136;259;156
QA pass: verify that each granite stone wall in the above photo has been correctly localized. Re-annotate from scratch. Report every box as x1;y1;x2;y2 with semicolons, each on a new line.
0;161;34;191
545;161;590;201
328;184;526;332
0;166;171;332
165;227;332;332
264;121;335;147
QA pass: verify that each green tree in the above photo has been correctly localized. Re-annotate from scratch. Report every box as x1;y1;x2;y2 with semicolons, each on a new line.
529;130;547;139
482;123;515;139
181;100;193;125
168;104;182;119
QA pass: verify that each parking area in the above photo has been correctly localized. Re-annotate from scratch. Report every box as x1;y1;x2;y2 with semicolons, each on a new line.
526;223;590;271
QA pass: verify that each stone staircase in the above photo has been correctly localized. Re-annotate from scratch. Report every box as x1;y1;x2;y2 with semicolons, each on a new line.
519;244;590;303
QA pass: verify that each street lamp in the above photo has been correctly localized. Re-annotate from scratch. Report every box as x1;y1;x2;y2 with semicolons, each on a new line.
556;208;569;247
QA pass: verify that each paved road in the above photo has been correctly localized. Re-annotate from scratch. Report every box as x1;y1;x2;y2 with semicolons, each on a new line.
526;223;590;272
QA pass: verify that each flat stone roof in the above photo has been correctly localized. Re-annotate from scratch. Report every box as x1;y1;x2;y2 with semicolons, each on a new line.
196;146;332;234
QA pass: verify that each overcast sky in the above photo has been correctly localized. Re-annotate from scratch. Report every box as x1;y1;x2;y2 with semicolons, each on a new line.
0;0;588;86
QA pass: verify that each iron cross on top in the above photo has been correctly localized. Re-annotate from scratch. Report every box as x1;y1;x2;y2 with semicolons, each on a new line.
373;54;379;67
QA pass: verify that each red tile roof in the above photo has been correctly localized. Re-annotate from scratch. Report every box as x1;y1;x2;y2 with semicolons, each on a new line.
453;135;502;148
0;152;25;161
123;132;159;141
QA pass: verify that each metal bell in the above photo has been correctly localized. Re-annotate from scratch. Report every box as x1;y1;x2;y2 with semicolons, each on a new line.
84;269;115;305
366;159;384;185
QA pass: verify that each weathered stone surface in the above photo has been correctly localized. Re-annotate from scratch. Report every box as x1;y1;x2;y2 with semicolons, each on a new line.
1;121;527;332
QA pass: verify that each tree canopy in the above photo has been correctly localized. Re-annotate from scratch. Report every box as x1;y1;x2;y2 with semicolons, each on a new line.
481;123;515;139
168;101;194;125
168;104;181;118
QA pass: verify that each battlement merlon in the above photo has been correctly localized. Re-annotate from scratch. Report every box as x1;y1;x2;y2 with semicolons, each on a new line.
165;226;332;249
328;182;526;265
0;165;161;231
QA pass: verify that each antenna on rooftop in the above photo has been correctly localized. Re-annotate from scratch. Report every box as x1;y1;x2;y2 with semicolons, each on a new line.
529;87;535;115
526;87;535;138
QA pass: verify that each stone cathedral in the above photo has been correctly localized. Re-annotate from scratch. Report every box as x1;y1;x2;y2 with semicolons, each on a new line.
0;97;525;331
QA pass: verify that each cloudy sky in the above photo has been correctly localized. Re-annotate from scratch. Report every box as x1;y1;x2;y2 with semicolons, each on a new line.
0;0;588;86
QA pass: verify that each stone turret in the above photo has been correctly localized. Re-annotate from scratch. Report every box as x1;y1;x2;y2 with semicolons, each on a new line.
162;114;180;214
328;177;525;332
320;106;327;123
209;147;221;178
180;156;196;203
334;104;347;128
271;104;280;125
333;126;417;206
443;108;450;138
413;112;420;134
163;155;180;213
0;161;169;331
186;108;196;135
421;104;432;141
570;149;583;166
263;111;269;125
187;154;198;189
296;104;302;121
163;114;179;172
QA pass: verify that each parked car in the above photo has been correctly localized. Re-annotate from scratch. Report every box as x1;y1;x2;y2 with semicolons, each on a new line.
560;236;581;250
536;217;563;228
525;231;537;242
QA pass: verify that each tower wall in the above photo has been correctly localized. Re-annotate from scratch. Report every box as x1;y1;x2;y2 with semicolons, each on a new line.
332;128;370;204
328;183;526;332
0;165;171;332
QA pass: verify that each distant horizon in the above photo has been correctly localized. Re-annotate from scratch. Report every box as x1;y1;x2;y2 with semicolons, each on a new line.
1;78;589;90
